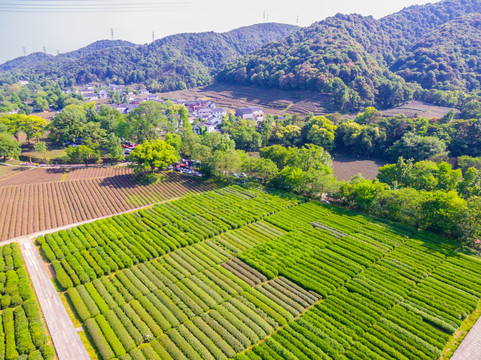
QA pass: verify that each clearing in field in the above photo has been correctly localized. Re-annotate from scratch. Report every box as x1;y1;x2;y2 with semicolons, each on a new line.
36;185;481;360
0;169;217;241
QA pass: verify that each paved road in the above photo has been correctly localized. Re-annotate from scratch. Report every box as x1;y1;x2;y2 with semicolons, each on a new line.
451;317;481;360
20;239;91;360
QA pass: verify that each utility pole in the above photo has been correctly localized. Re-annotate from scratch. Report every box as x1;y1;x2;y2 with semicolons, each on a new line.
111;28;114;41
23;47;26;56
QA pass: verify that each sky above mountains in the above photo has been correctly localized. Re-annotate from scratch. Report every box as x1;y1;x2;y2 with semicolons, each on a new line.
0;0;436;64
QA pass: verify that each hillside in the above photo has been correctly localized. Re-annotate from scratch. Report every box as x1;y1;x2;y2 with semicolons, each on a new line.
392;14;481;91
218;0;481;111
0;23;298;91
217;14;409;112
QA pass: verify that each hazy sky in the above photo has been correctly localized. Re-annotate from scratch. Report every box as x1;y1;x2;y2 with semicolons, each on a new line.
0;0;438;64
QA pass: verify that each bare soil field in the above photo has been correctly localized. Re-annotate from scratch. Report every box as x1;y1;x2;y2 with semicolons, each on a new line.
160;85;456;120
0;171;217;241
0;167;65;186
0;165;134;186
159;83;329;116
380;100;458;119
0;165;30;181
332;153;388;181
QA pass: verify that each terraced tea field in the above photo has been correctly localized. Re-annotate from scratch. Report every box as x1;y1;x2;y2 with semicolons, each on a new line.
37;186;481;359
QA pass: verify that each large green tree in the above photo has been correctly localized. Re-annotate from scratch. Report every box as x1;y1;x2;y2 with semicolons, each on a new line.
129;140;179;174
48;105;87;144
0;133;21;161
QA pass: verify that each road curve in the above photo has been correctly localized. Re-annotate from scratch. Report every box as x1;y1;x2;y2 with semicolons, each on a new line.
20;239;90;360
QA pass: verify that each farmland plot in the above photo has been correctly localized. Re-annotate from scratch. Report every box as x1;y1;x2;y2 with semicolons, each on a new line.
37;186;481;359
0;243;54;360
0;171;216;241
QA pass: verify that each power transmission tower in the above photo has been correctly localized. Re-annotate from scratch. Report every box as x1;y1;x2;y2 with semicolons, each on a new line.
296;15;299;26
57;50;60;55
266;13;269;22
23;47;26;56
263;11;266;22
111;28;114;41
43;46;46;54
152;31;155;42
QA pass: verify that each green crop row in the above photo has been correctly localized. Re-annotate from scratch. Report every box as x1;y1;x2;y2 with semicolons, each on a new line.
37;187;295;289
0;245;54;360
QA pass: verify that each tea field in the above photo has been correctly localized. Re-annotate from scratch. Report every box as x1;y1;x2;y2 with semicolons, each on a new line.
0;243;54;360
37;186;481;360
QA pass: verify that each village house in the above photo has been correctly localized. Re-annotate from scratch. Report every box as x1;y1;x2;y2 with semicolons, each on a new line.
83;92;99;101
235;107;264;122
147;94;159;101
212;107;227;118
98;90;108;99
139;89;149;95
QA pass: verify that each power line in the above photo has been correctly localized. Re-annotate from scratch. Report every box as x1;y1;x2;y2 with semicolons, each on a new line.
0;1;199;12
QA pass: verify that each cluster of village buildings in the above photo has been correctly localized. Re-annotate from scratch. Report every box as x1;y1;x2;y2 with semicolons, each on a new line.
72;84;265;134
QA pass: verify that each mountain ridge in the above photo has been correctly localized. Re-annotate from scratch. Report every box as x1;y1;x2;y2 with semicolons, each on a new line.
0;23;299;91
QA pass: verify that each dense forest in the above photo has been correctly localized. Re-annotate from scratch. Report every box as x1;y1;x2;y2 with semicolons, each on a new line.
0;24;298;92
218;0;481;111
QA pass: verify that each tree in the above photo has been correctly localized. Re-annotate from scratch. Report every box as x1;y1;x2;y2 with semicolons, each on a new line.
164;133;182;154
128;102;169;142
302;116;337;151
65;145;100;165
420;190;467;238
33;97;49;111
388;132;448;162
105;134;125;163
243;158;278;185
0;133;21;161
21;115;47;142
48;105;87;144
34;142;48;163
209;149;242;179
275;125;302;146
128;140;179;174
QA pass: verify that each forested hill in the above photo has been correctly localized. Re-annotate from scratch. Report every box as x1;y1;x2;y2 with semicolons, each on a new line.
217;0;481;111
0;23;298;92
391;14;481;91
0;40;135;72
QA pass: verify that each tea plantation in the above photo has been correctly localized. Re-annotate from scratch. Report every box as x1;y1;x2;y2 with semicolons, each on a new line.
37;186;481;360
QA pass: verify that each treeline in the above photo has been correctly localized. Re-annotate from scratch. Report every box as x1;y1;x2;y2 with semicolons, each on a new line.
337;157;481;246
216;107;481;160
0;81;82;114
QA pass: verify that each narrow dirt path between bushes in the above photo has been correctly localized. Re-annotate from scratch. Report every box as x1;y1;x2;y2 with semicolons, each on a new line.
20;238;90;360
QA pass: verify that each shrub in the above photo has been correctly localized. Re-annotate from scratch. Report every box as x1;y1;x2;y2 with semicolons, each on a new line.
96;315;126;358
104;310;136;351
85;318;114;360
14;307;35;354
67;288;91;322
52;261;73;290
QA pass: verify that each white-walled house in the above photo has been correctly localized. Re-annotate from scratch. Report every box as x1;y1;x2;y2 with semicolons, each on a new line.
235;107;264;122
